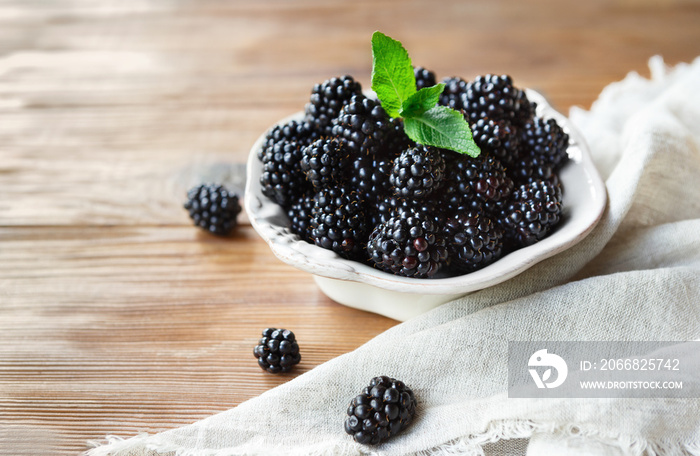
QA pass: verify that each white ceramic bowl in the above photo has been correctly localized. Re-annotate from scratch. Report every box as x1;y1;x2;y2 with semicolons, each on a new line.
245;90;607;321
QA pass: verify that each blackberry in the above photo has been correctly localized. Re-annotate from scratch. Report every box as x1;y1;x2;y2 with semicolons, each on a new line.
304;75;363;136
300;138;352;190
367;206;448;278
445;211;504;273
499;180;563;247
445;153;513;213
462;74;533;125
375;195;446;228
414;66;437;90
438;76;468;111
509;155;560;187
184;184;241;236
331;94;393;157
259;139;309;208
310;187;368;260
520;117;570;170
253;328;301;374
350;152;395;208
514;89;537;126
438;152;479;213
470;118;520;168
287;193;315;242
258;119;318;161
344;376;417;445
384;117;414;156
390;145;446;199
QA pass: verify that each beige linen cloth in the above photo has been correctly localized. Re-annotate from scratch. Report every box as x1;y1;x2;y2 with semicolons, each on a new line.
87;57;700;456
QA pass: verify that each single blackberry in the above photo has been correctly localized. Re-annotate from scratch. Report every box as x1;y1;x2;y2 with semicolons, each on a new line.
509;155;560;187
344;376;417;445
259;140;309;208
310;187;368;260
304;75;363;136
438;76;468;111
367;206;448;278
520;117;570;170
346;117;410;210
350;152;395;208
287;193;315;242
445;211;504;273
375;195;447;228
253;328;301;374
384;117;414;156
390;145;446;199
184;184;241;236
462;74;533;125
414;66;437;90
514;89;537;126
499;180;563;247
438;152;479;214
300;138;352;190
470;118;520;168
258;119;318;161
331;94;393;157
445;153;513;213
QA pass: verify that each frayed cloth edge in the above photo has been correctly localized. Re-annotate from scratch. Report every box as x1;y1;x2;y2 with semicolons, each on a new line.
417;420;700;456
84;420;700;456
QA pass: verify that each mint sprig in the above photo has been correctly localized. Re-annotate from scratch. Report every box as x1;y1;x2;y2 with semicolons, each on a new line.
370;32;416;118
400;83;445;118
404;106;481;157
370;31;480;157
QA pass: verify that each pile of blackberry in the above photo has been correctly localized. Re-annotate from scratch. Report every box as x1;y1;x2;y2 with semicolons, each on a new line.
258;70;568;278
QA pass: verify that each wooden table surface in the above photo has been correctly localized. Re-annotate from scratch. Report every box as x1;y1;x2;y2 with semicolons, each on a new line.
1;1;699;454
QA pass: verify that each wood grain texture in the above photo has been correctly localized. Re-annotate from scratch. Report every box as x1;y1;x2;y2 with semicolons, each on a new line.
1;0;699;454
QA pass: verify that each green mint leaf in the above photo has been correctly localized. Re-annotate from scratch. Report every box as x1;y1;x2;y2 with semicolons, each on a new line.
371;31;416;118
399;83;445;118
403;106;481;157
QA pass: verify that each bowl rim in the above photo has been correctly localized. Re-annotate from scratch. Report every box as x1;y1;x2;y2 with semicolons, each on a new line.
244;89;607;295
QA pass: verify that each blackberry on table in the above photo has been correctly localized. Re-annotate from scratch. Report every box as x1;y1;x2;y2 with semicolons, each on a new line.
300;137;352;190
520;116;570;170
253;328;300;374
310;187;368;260
344;376;417;445
390;145;446;199
445;211;504;273
184;184;241;236
304;75;363;136
331;94;393;157
414;66;437;90
367;206;448;278
499;179;563;247
462;74;533;125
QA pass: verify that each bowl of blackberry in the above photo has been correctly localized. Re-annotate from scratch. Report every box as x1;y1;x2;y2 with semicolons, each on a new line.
245;33;606;321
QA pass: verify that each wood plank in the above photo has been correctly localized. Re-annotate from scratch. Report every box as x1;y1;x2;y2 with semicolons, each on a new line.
0;225;397;454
